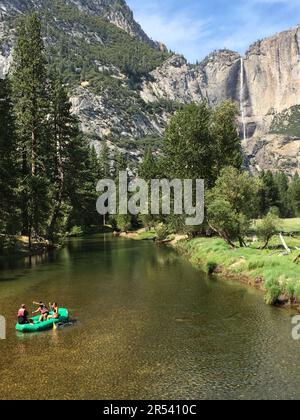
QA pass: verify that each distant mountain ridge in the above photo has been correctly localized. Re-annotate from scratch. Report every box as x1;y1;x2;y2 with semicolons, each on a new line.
0;0;300;174
0;0;158;46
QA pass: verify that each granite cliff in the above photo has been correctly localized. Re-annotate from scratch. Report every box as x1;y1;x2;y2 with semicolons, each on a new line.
0;0;300;174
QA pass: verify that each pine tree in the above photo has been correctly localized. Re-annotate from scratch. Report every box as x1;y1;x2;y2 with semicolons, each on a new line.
139;147;158;180
274;171;290;217
99;142;111;178
47;76;83;241
11;13;50;245
0;79;19;235
258;171;280;216
114;150;128;176
288;175;300;217
68;142;102;232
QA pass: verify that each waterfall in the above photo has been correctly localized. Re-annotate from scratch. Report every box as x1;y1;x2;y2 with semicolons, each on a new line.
240;58;247;140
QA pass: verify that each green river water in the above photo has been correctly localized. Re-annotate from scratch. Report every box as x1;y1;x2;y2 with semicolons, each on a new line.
0;235;300;400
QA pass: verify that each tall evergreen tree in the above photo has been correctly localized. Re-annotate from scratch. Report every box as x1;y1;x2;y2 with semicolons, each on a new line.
258;171;280;216
114;150;128;175
11;13;50;245
0;79;19;235
288;175;300;217
47;76;84;240
100;142;111;178
274;171;290;217
139;147;158;180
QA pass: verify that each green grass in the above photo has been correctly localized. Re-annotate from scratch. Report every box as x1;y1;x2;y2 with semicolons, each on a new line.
175;219;300;305
281;218;300;233
134;230;157;240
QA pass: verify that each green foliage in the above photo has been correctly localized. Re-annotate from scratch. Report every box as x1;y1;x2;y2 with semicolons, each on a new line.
42;0;170;85
138;147;158;180
270;105;300;136
11;13;50;240
264;277;282;305
294;283;300;298
3;13;105;245
163;102;213;181
138;214;157;229
0;78;19;234
207;167;259;246
288;176;300;217
115;215;133;232
68;226;84;237
163;101;243;185
207;261;218;274
257;212;281;249
210;101;243;173
155;224;169;241
273;172;290;217
100;142;111;178
258;171;280;217
46;75;101;240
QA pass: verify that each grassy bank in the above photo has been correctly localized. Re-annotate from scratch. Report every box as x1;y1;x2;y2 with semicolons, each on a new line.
174;221;300;306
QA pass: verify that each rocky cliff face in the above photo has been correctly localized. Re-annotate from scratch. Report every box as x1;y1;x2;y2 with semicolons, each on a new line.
0;0;155;45
141;50;241;106
141;28;300;174
67;0;159;46
0;0;300;174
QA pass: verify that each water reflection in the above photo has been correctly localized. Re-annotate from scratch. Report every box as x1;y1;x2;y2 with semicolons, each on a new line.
0;235;299;400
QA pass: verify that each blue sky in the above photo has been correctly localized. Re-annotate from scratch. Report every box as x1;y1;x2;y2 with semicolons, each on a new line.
126;0;300;62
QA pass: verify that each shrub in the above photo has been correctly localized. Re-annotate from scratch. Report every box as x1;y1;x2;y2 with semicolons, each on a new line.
264;277;281;305
257;212;281;249
69;226;84;237
294;283;300;299
207;261;218;274
155;224;169;241
115;215;133;233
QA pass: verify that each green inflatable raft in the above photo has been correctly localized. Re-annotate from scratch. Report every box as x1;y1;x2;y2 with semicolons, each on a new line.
15;308;69;333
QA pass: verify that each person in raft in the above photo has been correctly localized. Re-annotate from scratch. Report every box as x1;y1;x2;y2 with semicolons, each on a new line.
17;304;32;325
47;302;59;320
33;301;49;322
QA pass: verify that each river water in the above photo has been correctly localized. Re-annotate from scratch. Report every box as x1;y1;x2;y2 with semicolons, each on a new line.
0;235;299;400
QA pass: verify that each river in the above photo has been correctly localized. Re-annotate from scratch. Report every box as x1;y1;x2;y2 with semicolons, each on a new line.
0;235;299;400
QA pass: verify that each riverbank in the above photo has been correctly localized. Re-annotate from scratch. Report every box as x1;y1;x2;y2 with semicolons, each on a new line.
174;236;300;308
117;221;300;307
0;235;53;258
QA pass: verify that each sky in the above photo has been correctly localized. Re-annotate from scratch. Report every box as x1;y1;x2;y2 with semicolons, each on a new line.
126;0;300;63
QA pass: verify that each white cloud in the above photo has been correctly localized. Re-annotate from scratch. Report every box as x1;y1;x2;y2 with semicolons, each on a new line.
135;11;210;53
128;0;300;63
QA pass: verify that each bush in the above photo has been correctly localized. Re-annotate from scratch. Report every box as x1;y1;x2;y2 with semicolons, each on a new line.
115;215;133;233
264;277;281;305
207;261;218;274
284;279;296;301
294;283;300;299
155;224;169;241
257;212;281;249
69;226;84;237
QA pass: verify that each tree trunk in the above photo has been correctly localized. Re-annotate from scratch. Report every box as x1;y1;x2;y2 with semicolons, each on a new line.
208;222;236;248
48;131;64;242
260;236;271;250
238;237;247;248
21;149;29;236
